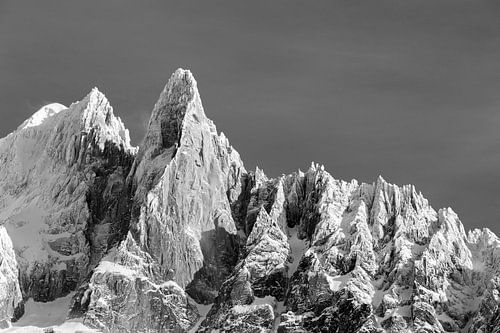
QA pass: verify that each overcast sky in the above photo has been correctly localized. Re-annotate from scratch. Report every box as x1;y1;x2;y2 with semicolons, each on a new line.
1;0;499;234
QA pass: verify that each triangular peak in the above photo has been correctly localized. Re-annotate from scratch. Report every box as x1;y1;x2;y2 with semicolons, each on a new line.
141;68;206;153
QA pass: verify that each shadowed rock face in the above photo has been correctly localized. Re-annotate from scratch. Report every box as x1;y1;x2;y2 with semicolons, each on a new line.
1;69;500;332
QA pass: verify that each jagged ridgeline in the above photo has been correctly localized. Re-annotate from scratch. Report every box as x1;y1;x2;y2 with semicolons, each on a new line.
0;69;499;333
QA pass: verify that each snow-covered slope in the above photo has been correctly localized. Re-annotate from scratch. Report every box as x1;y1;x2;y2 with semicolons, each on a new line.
18;103;67;130
0;69;499;332
5;292;97;332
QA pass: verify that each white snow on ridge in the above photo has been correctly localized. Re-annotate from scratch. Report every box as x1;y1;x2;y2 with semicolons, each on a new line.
18;103;67;130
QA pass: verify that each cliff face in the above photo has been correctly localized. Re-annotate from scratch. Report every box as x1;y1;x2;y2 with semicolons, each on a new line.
0;90;135;328
128;69;245;296
0;69;499;332
75;69;246;332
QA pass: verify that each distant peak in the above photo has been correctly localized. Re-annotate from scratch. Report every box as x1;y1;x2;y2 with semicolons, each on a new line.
19;103;67;130
376;174;386;184
71;87;113;129
308;162;325;172
254;167;268;187
88;87;106;100
82;87;109;110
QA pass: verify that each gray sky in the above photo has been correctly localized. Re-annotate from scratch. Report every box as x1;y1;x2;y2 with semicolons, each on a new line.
1;0;499;234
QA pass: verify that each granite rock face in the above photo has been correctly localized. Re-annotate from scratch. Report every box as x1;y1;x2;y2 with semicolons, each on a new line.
75;69;246;332
0;91;135;324
128;69;245;297
0;69;500;332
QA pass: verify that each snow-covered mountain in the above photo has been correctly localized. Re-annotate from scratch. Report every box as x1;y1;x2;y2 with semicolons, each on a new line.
0;69;499;332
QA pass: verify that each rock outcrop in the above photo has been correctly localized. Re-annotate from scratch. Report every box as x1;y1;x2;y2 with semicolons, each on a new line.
0;68;499;332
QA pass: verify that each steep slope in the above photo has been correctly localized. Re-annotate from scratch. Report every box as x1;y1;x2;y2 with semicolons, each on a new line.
0;68;499;333
201;164;500;332
76;69;246;332
0;90;135;327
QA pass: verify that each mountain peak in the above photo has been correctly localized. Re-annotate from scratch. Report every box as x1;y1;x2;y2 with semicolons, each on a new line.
68;87;134;153
89;86;104;96
79;87;111;124
168;68;196;91
155;68;199;116
18;102;67;130
141;68;205;156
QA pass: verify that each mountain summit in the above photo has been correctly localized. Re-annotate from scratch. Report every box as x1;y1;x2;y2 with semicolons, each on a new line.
0;69;499;332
